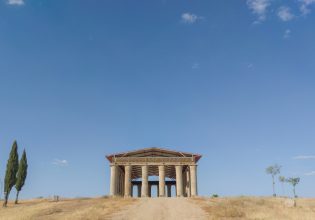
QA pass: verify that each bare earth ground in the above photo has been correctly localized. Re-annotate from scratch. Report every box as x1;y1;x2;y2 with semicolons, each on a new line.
1;197;315;220
111;197;208;220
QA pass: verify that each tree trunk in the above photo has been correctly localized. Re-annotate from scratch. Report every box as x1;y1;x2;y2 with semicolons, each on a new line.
272;176;276;197
293;186;296;198
15;191;20;204
3;192;9;207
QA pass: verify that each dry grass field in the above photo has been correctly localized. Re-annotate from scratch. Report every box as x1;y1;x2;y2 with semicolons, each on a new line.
0;196;315;220
193;197;315;220
0;197;135;220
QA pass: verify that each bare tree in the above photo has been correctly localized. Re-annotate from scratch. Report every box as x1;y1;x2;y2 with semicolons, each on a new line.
266;164;281;197
286;177;300;198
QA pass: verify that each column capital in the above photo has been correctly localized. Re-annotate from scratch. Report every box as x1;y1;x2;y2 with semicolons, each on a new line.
189;164;197;167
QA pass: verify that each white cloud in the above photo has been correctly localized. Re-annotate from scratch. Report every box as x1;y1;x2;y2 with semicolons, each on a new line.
278;6;295;21
304;171;315;176
7;0;24;5
52;159;69;167
284;29;291;38
247;0;271;22
293;155;315;160
299;0;315;15
181;13;202;24
246;0;315;22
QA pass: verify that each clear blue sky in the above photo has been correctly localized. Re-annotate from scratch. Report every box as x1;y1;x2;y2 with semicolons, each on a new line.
0;0;315;199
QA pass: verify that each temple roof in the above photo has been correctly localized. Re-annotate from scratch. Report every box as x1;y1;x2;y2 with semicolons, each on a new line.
106;147;202;163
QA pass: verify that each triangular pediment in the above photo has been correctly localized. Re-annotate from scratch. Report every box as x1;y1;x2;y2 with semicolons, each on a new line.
106;147;201;163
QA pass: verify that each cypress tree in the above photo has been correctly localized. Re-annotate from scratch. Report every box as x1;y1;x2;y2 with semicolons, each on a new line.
3;141;19;207
15;149;28;204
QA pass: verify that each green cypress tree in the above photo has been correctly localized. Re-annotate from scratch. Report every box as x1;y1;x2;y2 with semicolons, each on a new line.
3;141;19;207
15;149;28;204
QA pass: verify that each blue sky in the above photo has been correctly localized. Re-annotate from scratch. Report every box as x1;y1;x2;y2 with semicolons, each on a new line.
0;0;315;199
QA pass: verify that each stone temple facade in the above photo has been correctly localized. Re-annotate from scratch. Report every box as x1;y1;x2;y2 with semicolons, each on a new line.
106;147;202;197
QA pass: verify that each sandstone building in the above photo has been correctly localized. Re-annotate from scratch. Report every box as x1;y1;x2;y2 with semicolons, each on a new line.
106;147;201;197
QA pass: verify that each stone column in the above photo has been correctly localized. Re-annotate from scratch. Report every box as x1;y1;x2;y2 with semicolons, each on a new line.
120;171;125;196
175;165;184;197
122;171;125;196
167;184;171;197
118;171;121;196
158;165;165;197
110;165;117;196
116;169;120;195
124;165;132;197
118;170;122;196
137;184;141;197
186;168;191;197
190;165;198;196
141;165;148;197
115;167;119;195
119;169;123;196
175;183;177;196
183;170;187;197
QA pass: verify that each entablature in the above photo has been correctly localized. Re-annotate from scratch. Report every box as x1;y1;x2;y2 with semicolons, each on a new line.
111;156;196;166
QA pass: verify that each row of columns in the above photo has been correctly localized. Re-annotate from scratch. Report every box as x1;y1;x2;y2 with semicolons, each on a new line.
110;164;198;197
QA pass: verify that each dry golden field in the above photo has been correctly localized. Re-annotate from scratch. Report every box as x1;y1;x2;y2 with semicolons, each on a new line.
193;197;315;220
0;196;315;220
0;197;135;220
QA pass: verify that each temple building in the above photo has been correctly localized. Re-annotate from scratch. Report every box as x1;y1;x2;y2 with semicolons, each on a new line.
106;147;202;197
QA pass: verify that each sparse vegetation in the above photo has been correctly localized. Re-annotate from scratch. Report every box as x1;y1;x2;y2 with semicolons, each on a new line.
15;149;28;204
3;141;19;207
0;197;135;220
194;197;315;220
286;177;300;198
266;164;281;197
